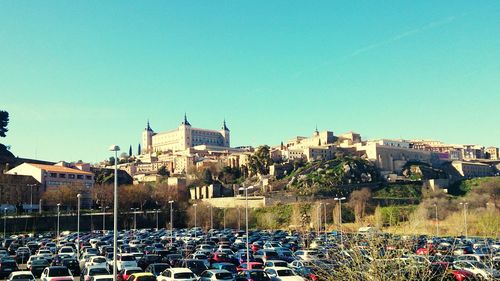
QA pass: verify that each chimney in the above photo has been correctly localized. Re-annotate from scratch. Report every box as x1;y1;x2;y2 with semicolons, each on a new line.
4;163;10;174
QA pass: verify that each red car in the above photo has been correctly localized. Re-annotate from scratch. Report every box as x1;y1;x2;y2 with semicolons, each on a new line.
117;267;143;281
237;262;264;272
451;269;474;281
209;252;229;264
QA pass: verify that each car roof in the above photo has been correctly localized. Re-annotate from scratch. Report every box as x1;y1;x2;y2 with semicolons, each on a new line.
10;271;34;276
265;267;290;270
130;273;154;277
169;268;194;273
92;275;115;280
204;269;230;274
124;267;143;271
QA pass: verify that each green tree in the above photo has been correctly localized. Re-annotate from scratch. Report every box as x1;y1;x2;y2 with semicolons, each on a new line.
158;166;169;177
248;145;273;175
0;110;9;138
108;157;115;166
202;169;213;185
129;145;132;157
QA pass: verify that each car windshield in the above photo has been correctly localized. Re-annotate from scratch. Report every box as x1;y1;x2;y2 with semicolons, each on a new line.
90;268;110;276
274;262;287;267
252;264;264;270
12;275;33;280
221;265;236;273
136;276;156;281
94;258;106;263
277;270;294;277
121;256;135;261
50;268;70;276
96;278;113;281
174;273;195;279
154;265;170;273
472;262;487;269
32;260;49;266
215;272;233;280
249;271;268;281
126;270;142;275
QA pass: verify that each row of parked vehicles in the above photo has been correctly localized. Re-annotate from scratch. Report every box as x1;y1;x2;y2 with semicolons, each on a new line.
0;227;499;281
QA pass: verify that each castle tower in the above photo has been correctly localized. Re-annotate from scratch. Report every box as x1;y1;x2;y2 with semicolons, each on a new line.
219;119;230;147
178;113;192;150
141;120;154;154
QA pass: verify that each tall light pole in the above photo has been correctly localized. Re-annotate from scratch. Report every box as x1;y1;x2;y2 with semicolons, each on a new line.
239;186;254;265
39;199;42;214
109;144;120;281
334;197;346;245
3;208;7;239
57;203;61;248
223;208;226;230
168;201;174;246
193;204;198;239
131;208;139;230
155;209;159;230
459;202;468;238
317;204;322;236
77;194;81;258
210;206;213;231
27;184;36;213
433;203;439;237
323;203;329;242
238;207;241;231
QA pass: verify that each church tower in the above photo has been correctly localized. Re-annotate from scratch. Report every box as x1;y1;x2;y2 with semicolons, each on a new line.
178;113;192;150
219;119;230;147
141;120;154;154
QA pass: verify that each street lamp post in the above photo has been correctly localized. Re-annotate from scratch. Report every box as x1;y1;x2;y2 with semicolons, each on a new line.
77;194;81;258
334;197;346;245
193;204;198;239
323;203;329;242
317;204;322;236
27;184;36;213
238;207;241;231
459;202;468;238
131;208;139;230
239;186;254;265
433;203;439;237
57;203;61;248
223;208;226;230
3;208;7;239
39;199;42;214
210;206;213;231
168;201;174;246
109;144;120;281
155;209;159;230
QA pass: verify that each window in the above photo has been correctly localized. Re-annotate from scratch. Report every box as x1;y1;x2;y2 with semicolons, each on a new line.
50;173;57;178
86;175;92;180
59;174;66;178
77;175;83;180
68;174;75;179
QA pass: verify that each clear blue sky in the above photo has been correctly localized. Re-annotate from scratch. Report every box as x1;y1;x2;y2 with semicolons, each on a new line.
1;1;499;163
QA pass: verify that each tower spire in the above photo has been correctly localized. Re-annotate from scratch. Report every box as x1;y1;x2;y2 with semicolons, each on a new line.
182;113;191;126
146;119;152;131
222;118;229;131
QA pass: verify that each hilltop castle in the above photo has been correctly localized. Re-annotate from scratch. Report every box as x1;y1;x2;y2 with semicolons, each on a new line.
141;114;230;154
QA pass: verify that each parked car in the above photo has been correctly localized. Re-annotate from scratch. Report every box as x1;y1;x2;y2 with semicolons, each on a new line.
117;254;138;271
157;268;197;281
145;263;171;277
199;269;235;281
125;272;157;281
0;259;19;278
264;267;304;281
40;266;74;281
29;259;50;277
80;266;110;281
7;271;36;281
235;270;271;281
117;267;143;281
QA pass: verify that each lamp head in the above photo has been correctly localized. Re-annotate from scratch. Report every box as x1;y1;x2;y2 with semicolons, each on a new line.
109;145;121;152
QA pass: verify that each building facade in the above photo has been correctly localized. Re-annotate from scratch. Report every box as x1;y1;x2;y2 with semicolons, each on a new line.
142;115;230;154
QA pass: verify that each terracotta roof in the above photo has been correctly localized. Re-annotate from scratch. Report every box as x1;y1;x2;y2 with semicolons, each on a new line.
29;163;94;175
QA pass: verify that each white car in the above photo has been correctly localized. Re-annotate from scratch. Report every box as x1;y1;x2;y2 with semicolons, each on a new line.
7;271;35;281
453;261;500;280
116;254;138;271
85;256;108;269
157;268;197;281
198;269;234;281
264;267;304;281
293;250;318;261
40;266;74;281
90;275;114;281
59;246;76;258
36;249;54;262
0;249;10;258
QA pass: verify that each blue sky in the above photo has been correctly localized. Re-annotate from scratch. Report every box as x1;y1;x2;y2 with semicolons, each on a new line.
1;1;499;162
